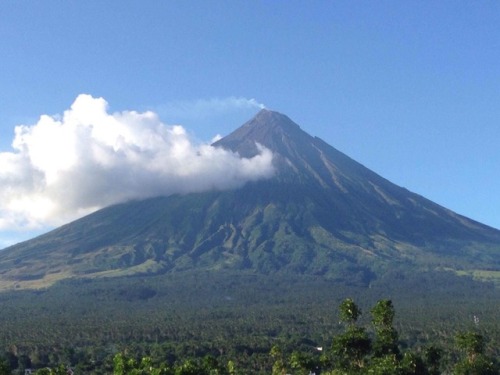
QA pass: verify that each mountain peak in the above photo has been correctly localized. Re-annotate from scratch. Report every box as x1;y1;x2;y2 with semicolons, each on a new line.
214;108;379;189
242;108;302;133
0;109;499;290
252;108;294;122
212;108;307;158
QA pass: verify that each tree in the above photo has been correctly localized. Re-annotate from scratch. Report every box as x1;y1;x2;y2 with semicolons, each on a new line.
332;326;372;371
331;298;371;372
18;354;32;373
453;355;498;375
270;345;287;375
0;359;10;375
331;299;424;375
453;331;498;375
455;332;484;363
399;351;427;375
113;353;135;375
226;360;236;375
367;354;401;375
113;353;172;375
339;298;362;325
371;299;399;357
175;359;201;375
289;350;316;375
422;345;443;375
34;366;68;375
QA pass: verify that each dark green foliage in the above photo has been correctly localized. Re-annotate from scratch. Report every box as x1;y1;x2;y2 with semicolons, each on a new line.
331;326;372;371
371;299;395;328
330;298;372;372
269;345;286;375
366;352;427;375
270;299;499;375
422;345;443;375
113;353;172;375
453;354;498;375
371;300;400;357
455;331;485;360
399;352;427;375
0;273;497;374
288;351;317;374
37;364;69;375
367;354;401;375
0;359;10;375
453;331;499;375
112;352;231;375
338;298;362;325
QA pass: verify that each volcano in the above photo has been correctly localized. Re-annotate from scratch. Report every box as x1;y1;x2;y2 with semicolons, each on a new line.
0;109;499;289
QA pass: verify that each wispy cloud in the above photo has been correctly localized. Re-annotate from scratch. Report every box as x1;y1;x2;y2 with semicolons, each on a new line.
159;97;266;121
155;96;266;142
0;94;274;241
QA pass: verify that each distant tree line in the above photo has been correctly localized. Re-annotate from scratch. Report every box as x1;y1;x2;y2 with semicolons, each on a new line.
268;298;498;375
0;272;498;374
1;298;496;375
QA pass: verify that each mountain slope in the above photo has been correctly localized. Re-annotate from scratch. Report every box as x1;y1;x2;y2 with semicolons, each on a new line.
0;109;499;289
214;110;500;248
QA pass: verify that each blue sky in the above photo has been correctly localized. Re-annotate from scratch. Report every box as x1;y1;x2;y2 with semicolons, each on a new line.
1;1;499;247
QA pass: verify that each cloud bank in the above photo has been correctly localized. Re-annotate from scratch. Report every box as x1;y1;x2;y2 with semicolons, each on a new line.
0;94;274;233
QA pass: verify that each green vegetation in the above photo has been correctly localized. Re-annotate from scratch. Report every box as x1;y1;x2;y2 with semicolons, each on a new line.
6;297;496;374
0;108;498;373
454;269;500;286
1;174;499;291
0;271;497;374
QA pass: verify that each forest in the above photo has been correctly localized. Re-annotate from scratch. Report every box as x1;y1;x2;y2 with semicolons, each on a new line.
0;270;498;374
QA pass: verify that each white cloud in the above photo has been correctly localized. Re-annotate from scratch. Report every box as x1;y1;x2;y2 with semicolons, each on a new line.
0;94;274;237
159;97;266;120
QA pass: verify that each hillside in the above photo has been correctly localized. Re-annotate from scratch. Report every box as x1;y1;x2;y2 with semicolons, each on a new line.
0;109;499;289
